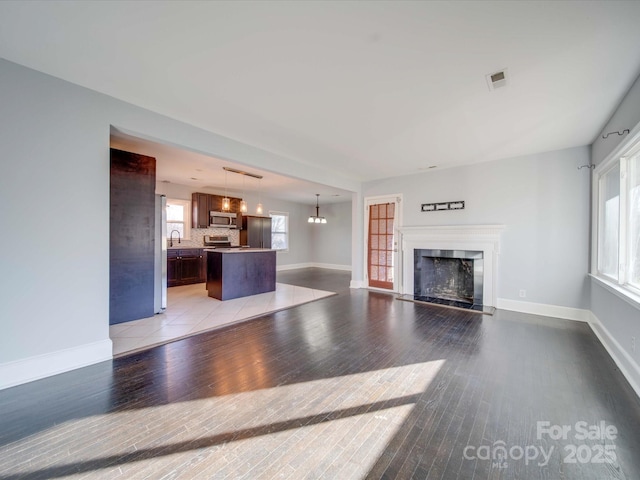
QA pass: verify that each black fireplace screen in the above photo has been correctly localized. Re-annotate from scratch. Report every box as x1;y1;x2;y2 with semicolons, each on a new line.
421;257;474;303
413;249;483;308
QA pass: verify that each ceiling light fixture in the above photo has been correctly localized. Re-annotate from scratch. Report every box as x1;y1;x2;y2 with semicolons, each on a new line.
221;166;264;214
240;175;248;213
222;169;230;211
308;194;327;224
256;178;263;215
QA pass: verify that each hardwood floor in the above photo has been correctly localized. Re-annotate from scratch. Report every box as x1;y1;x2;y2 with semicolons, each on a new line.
1;268;639;479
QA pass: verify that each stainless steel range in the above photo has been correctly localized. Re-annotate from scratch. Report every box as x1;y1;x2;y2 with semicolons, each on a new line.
203;235;232;248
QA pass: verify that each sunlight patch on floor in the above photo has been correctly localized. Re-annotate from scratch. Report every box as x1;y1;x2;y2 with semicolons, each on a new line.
0;360;445;479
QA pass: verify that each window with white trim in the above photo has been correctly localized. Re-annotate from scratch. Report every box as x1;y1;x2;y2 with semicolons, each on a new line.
270;211;289;251
166;198;191;240
594;139;640;294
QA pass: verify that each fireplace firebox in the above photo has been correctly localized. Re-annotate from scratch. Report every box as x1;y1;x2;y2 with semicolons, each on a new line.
413;249;484;311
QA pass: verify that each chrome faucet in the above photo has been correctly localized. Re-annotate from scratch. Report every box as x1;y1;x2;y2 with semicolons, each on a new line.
169;229;181;248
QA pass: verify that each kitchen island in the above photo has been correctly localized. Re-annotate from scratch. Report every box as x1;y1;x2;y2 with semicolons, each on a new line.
205;248;276;301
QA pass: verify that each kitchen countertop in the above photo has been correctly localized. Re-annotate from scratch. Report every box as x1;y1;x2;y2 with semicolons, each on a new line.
167;245;240;250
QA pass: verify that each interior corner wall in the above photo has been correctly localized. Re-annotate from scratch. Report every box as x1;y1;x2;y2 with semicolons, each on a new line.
0;58;358;389
591;72;640;168
363;146;592;310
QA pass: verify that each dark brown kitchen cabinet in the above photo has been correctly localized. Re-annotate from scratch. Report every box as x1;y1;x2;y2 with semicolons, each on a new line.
230;197;242;215
209;194;224;213
200;251;207;283
192;193;211;228
168;249;206;286
240;215;272;248
192;192;244;228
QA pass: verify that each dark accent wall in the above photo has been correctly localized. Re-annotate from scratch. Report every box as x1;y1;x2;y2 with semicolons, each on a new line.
110;148;156;324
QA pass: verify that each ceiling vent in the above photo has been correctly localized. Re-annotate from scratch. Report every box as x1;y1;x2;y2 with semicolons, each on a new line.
486;68;508;91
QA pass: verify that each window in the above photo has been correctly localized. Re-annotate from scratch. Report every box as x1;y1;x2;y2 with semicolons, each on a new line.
595;138;640;294
166;198;191;240
598;163;620;280
629;156;640;288
270;211;288;251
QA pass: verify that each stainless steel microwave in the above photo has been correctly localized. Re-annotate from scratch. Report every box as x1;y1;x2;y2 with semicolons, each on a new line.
209;211;238;228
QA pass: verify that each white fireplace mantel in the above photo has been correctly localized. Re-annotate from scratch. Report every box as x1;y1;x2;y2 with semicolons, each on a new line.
397;225;505;307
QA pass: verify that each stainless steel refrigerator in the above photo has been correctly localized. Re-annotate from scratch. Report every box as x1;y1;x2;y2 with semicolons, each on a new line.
154;194;167;313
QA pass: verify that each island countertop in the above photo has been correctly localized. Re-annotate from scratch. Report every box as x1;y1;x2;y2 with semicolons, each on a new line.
203;247;274;253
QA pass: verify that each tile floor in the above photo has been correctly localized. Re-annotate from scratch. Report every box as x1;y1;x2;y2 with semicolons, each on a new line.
110;282;335;356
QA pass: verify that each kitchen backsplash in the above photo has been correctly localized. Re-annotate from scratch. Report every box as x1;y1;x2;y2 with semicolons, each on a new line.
168;228;240;248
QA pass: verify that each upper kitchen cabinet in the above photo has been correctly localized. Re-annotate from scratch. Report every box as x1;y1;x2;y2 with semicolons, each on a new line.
192;192;243;228
230;197;243;215
192;192;211;228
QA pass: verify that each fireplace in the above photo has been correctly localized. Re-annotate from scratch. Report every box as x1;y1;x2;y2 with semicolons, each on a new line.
414;249;483;311
398;225;504;313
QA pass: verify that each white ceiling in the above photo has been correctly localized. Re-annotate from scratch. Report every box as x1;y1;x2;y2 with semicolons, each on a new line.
110;129;351;204
2;1;640;188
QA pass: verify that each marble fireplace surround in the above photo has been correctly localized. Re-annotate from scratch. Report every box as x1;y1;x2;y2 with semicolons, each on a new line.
398;225;505;308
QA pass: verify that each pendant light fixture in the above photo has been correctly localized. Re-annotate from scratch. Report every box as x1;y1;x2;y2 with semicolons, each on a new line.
256;178;263;215
240;174;248;213
222;169;230;212
308;194;327;224
221;166;263;213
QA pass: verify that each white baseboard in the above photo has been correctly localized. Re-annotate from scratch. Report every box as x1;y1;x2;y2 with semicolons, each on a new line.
350;280;366;289
497;298;591;322
312;263;352;271
0;339;113;391
588;312;640;399
276;262;314;271
277;263;352;272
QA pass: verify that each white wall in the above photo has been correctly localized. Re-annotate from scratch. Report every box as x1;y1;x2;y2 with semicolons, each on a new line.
363;146;592;309
310;201;352;269
0;58;359;389
0;59;113;386
589;72;640;391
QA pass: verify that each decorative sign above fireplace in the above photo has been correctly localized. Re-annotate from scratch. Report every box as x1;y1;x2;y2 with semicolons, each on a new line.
421;201;465;212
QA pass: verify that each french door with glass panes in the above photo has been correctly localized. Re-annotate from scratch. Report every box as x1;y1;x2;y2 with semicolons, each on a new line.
366;198;400;290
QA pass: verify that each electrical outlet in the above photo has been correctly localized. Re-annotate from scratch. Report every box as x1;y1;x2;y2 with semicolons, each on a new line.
632;337;636;352
519;289;526;298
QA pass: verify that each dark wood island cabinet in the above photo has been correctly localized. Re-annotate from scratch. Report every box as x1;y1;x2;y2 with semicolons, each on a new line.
206;248;276;300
